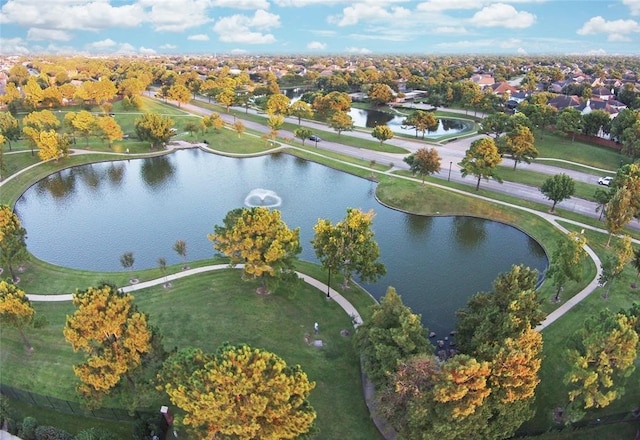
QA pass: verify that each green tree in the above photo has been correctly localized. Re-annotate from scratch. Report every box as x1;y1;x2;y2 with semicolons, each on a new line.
456;265;544;355
353;287;430;387
458;137;502;190
598;235;633;298
582;109;611;137
503;125;537;170
311;208;386;290
159;344;316;439
604;185;636;247
371;124;394;146
402;110;437;140
120;251;135;274
403;147;441;184
480;112;511;139
173;239;188;268
267;114;284;141
208;207;301;293
134;113;174;150
328;110;353;136
555;107;583;142
63;284;152;407
289;100;313;125
540;173;575;212
565;309;639;410
0;112;20;151
546;231;588;302
0;205;29;283
312;91;351;120
294;127;312;146
0;280;35;351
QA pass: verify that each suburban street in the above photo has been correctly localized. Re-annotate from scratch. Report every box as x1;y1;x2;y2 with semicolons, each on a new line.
173;95;634;230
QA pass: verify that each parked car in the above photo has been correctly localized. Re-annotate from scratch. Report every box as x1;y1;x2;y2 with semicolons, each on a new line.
598;176;613;186
309;135;321;142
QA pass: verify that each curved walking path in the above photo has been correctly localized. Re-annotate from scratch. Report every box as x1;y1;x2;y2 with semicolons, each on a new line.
26;264;363;326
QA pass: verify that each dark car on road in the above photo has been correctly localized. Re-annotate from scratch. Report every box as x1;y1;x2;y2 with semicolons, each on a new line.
309;135;321;142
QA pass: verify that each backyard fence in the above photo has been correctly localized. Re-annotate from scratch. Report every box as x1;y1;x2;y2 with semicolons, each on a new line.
0;383;152;422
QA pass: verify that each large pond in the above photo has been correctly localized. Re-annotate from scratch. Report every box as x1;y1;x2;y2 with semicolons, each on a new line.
348;108;473;138
15;150;547;337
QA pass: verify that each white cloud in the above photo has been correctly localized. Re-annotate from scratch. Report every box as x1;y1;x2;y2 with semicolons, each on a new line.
138;0;213;32
188;34;210;41
417;0;481;12
577;16;640;42
213;0;270;9
230;48;248;54
624;0;640;16
213;9;280;44
160;43;177;49
307;41;326;49
0;0;143;31
331;4;411;27
433;26;467;35
0;37;30;54
345;46;372;54
88;38;118;49
139;46;157;54
517;47;528;55
469;3;536;28
27;28;72;41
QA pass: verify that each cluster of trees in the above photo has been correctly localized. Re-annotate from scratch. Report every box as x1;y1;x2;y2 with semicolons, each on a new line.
355;265;546;439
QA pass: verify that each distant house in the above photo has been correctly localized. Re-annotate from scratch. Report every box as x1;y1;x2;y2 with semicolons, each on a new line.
470;73;495;89
548;95;582;111
591;86;615;100
577;98;619;118
491;81;518;97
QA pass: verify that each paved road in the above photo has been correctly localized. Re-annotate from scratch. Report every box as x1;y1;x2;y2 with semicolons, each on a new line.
172;94;633;230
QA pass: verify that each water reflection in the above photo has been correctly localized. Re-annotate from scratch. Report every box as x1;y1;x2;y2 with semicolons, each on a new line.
453;216;487;249
140;156;176;189
37;170;76;200
348;108;472;137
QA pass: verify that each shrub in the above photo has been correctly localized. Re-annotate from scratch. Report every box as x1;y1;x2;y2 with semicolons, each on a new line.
19;416;38;440
34;425;73;440
74;427;118;440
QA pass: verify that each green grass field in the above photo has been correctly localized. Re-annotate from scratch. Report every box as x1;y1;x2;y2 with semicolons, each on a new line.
2;97;640;439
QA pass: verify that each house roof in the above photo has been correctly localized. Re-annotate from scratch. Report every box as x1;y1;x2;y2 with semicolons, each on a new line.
548;95;582;110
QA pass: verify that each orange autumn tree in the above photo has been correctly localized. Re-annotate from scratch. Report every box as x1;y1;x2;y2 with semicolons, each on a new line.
433;354;492;419
64;283;152;407
0;281;35;351
158;344;316;439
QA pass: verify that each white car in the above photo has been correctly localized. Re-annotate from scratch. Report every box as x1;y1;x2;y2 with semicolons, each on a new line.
598;176;613;186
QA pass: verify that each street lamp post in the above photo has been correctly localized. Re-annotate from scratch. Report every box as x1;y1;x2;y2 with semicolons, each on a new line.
326;267;331;298
448;161;452;181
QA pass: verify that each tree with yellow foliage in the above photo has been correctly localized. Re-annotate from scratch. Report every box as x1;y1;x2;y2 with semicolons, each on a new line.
433;354;492;419
64;284;152;407
0;281;35;351
565;309;638;410
96;115;124;148
208;207;301;293
158;344;316;440
0;205;29;282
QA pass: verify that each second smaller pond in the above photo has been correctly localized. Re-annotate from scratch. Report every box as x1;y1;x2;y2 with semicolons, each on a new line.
348;108;473;138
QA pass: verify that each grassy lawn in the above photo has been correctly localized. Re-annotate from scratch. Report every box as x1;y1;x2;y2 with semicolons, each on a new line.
1;268;382;440
3;96;640;439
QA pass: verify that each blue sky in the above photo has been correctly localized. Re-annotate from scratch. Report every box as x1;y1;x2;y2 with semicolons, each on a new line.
1;0;639;56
